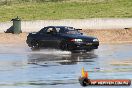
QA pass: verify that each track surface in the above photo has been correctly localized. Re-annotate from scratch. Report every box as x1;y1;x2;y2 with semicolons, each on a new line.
0;44;132;88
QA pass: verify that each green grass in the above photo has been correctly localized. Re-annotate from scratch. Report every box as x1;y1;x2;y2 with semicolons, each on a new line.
0;0;132;22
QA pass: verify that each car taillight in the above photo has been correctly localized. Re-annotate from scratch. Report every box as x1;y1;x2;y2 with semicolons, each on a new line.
70;39;75;42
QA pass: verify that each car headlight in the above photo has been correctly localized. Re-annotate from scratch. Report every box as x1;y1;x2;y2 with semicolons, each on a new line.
93;38;98;42
70;39;83;42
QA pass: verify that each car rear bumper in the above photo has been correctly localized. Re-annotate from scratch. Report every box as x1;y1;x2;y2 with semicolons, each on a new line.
67;42;99;51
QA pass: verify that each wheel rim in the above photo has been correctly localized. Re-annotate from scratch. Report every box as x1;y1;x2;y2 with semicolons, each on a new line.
32;41;39;48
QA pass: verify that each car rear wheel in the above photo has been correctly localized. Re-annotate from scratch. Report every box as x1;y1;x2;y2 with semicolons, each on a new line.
60;41;68;50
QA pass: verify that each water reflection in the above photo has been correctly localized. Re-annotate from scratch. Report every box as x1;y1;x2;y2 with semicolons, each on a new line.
28;52;98;66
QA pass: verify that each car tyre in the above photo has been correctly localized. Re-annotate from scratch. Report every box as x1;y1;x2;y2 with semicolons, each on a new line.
60;41;68;50
31;40;40;50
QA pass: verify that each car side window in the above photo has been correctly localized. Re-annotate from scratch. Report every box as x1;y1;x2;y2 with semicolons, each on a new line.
38;27;48;34
47;28;53;32
46;27;57;34
58;28;66;33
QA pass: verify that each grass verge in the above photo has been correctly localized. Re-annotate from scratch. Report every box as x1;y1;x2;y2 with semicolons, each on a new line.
0;0;132;22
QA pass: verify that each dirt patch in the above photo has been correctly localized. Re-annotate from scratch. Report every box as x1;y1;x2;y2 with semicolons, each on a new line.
81;29;132;44
0;29;132;44
0;33;28;44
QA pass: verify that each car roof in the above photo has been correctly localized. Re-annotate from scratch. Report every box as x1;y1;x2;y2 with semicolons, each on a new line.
47;26;73;28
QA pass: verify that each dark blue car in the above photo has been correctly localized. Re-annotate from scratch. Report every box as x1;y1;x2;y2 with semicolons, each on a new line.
26;26;99;52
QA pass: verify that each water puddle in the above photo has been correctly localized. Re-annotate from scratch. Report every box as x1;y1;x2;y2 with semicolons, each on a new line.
0;43;132;88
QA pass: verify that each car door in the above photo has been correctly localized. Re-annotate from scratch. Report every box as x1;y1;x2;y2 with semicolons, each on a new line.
39;27;60;48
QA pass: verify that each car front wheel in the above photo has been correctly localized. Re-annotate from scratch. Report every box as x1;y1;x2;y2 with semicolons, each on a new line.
31;40;40;50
